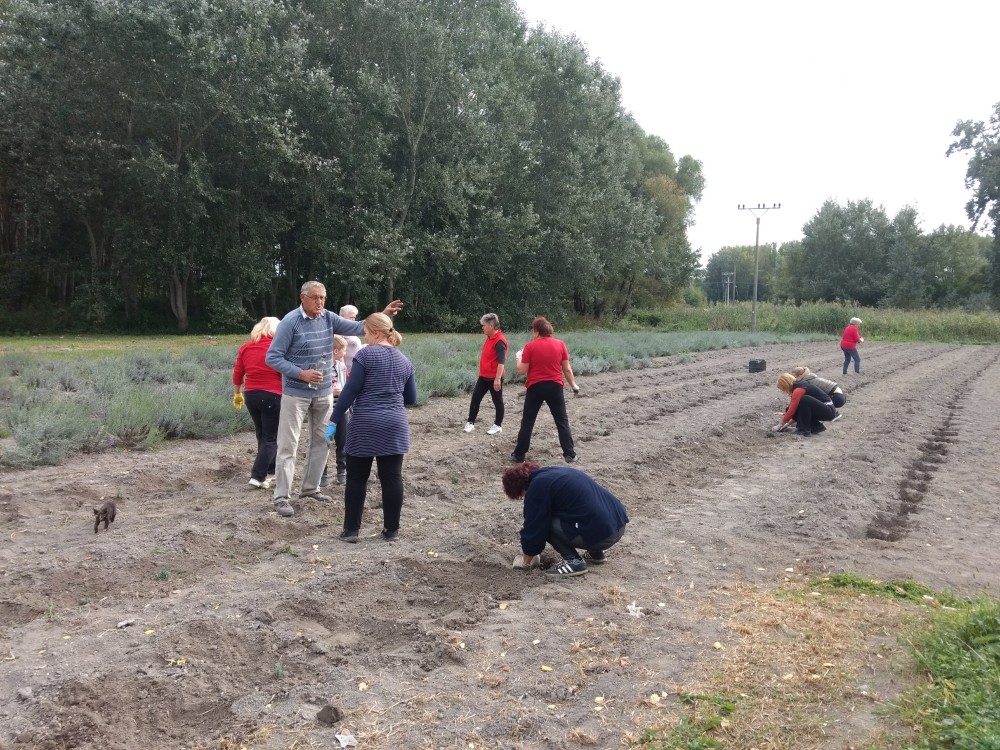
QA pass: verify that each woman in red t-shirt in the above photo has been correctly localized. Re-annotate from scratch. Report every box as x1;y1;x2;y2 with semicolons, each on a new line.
233;317;283;488
839;317;864;375
511;316;580;464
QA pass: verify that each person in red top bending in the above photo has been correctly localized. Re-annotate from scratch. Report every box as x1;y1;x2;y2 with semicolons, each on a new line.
774;372;838;438
839;317;864;374
511;316;580;464
233;317;283;489
464;313;508;435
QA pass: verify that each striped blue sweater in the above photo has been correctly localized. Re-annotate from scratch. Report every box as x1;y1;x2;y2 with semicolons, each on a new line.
265;307;365;398
331;345;416;457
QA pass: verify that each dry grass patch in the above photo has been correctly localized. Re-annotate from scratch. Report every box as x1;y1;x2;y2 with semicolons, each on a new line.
637;580;926;749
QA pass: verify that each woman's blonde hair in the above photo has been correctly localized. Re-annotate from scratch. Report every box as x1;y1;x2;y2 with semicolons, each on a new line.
364;312;403;347
776;372;796;394
250;316;280;342
790;366;810;379
333;334;347;351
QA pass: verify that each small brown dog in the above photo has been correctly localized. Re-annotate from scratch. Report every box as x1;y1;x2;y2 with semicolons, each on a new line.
93;500;116;533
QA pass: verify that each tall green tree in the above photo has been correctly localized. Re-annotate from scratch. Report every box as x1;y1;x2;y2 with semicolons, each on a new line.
0;0;703;332
949;101;1000;304
794;199;892;305
0;0;322;330
624;133;703;312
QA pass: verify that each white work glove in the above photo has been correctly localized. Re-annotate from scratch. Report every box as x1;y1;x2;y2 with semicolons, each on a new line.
571;384;580;396
515;349;523;361
512;555;540;570
773;422;792;432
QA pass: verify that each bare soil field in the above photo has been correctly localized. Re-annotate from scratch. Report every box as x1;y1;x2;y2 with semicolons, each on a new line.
2;341;999;749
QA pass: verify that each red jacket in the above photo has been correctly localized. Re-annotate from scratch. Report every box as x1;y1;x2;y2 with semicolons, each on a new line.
233;337;283;395
840;324;861;349
478;330;508;378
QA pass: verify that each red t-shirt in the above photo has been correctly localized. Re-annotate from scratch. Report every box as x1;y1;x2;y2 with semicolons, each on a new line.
522;336;569;388
840;324;861;349
233;337;283;395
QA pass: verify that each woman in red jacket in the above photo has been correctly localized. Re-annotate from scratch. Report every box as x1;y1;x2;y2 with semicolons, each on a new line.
775;372;838;438
463;312;508;435
233;317;283;489
840;317;864;375
511;316;580;464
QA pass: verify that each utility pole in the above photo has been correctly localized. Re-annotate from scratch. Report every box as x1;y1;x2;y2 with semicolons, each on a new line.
721;272;734;304
737;203;781;332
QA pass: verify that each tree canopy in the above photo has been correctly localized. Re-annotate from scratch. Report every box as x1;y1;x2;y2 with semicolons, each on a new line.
0;0;704;332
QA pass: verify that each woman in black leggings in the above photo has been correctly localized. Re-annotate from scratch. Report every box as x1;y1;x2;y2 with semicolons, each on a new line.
775;372;837;437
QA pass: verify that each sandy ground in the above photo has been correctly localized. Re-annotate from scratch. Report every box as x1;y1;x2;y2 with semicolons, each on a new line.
1;341;999;750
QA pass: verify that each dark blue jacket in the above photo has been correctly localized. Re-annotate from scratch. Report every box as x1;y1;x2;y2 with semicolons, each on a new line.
520;467;628;556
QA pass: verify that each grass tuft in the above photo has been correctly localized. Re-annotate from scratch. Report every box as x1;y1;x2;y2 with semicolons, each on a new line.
898;597;1000;749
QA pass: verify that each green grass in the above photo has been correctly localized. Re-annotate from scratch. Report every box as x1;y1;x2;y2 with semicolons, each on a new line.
821;572;966;608
1;302;994;467
897;597;1000;749
637;694;736;749
814;574;999;748
1;329;822;467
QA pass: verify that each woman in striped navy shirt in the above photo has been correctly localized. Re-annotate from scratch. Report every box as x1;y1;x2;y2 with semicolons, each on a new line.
330;313;417;543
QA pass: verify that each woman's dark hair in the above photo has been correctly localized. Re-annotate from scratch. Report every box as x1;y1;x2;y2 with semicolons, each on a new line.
531;316;554;337
502;462;541;498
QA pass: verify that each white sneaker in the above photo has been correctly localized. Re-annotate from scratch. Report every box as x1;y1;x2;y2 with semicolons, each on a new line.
463;422;475;433
248;478;266;489
487;424;503;435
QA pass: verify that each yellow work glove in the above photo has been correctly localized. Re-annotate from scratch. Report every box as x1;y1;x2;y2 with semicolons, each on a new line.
233;392;245;410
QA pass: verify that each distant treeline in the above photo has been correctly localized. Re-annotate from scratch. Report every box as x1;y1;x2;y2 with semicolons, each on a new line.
0;0;703;334
702;200;996;312
626;301;1000;344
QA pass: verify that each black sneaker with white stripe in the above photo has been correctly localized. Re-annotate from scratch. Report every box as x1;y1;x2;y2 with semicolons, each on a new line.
543;557;587;578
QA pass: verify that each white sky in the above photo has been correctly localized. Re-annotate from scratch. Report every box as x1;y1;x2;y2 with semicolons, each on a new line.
515;0;1000;262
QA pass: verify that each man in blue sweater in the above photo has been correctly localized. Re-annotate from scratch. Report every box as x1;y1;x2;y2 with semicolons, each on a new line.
501;463;628;577
265;281;403;518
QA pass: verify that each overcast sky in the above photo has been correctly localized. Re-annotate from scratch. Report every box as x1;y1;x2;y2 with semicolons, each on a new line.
514;0;999;262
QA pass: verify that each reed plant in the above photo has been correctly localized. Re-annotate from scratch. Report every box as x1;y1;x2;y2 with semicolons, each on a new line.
625;302;1000;344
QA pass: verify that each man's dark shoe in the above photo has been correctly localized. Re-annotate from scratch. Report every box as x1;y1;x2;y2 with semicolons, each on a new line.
793;429;811;438
381;528;399;542
812;423;827;433
339;529;359;543
564;454;577;463
510;452;525;463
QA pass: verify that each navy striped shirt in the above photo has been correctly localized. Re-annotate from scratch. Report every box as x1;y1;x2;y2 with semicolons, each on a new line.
265;307;365;398
331;345;416;457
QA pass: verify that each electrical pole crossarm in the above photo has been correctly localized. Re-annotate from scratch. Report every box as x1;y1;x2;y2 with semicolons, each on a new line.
737;203;781;333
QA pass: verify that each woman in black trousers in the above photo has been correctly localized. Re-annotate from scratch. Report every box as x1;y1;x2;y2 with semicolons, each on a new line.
511;316;580;463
